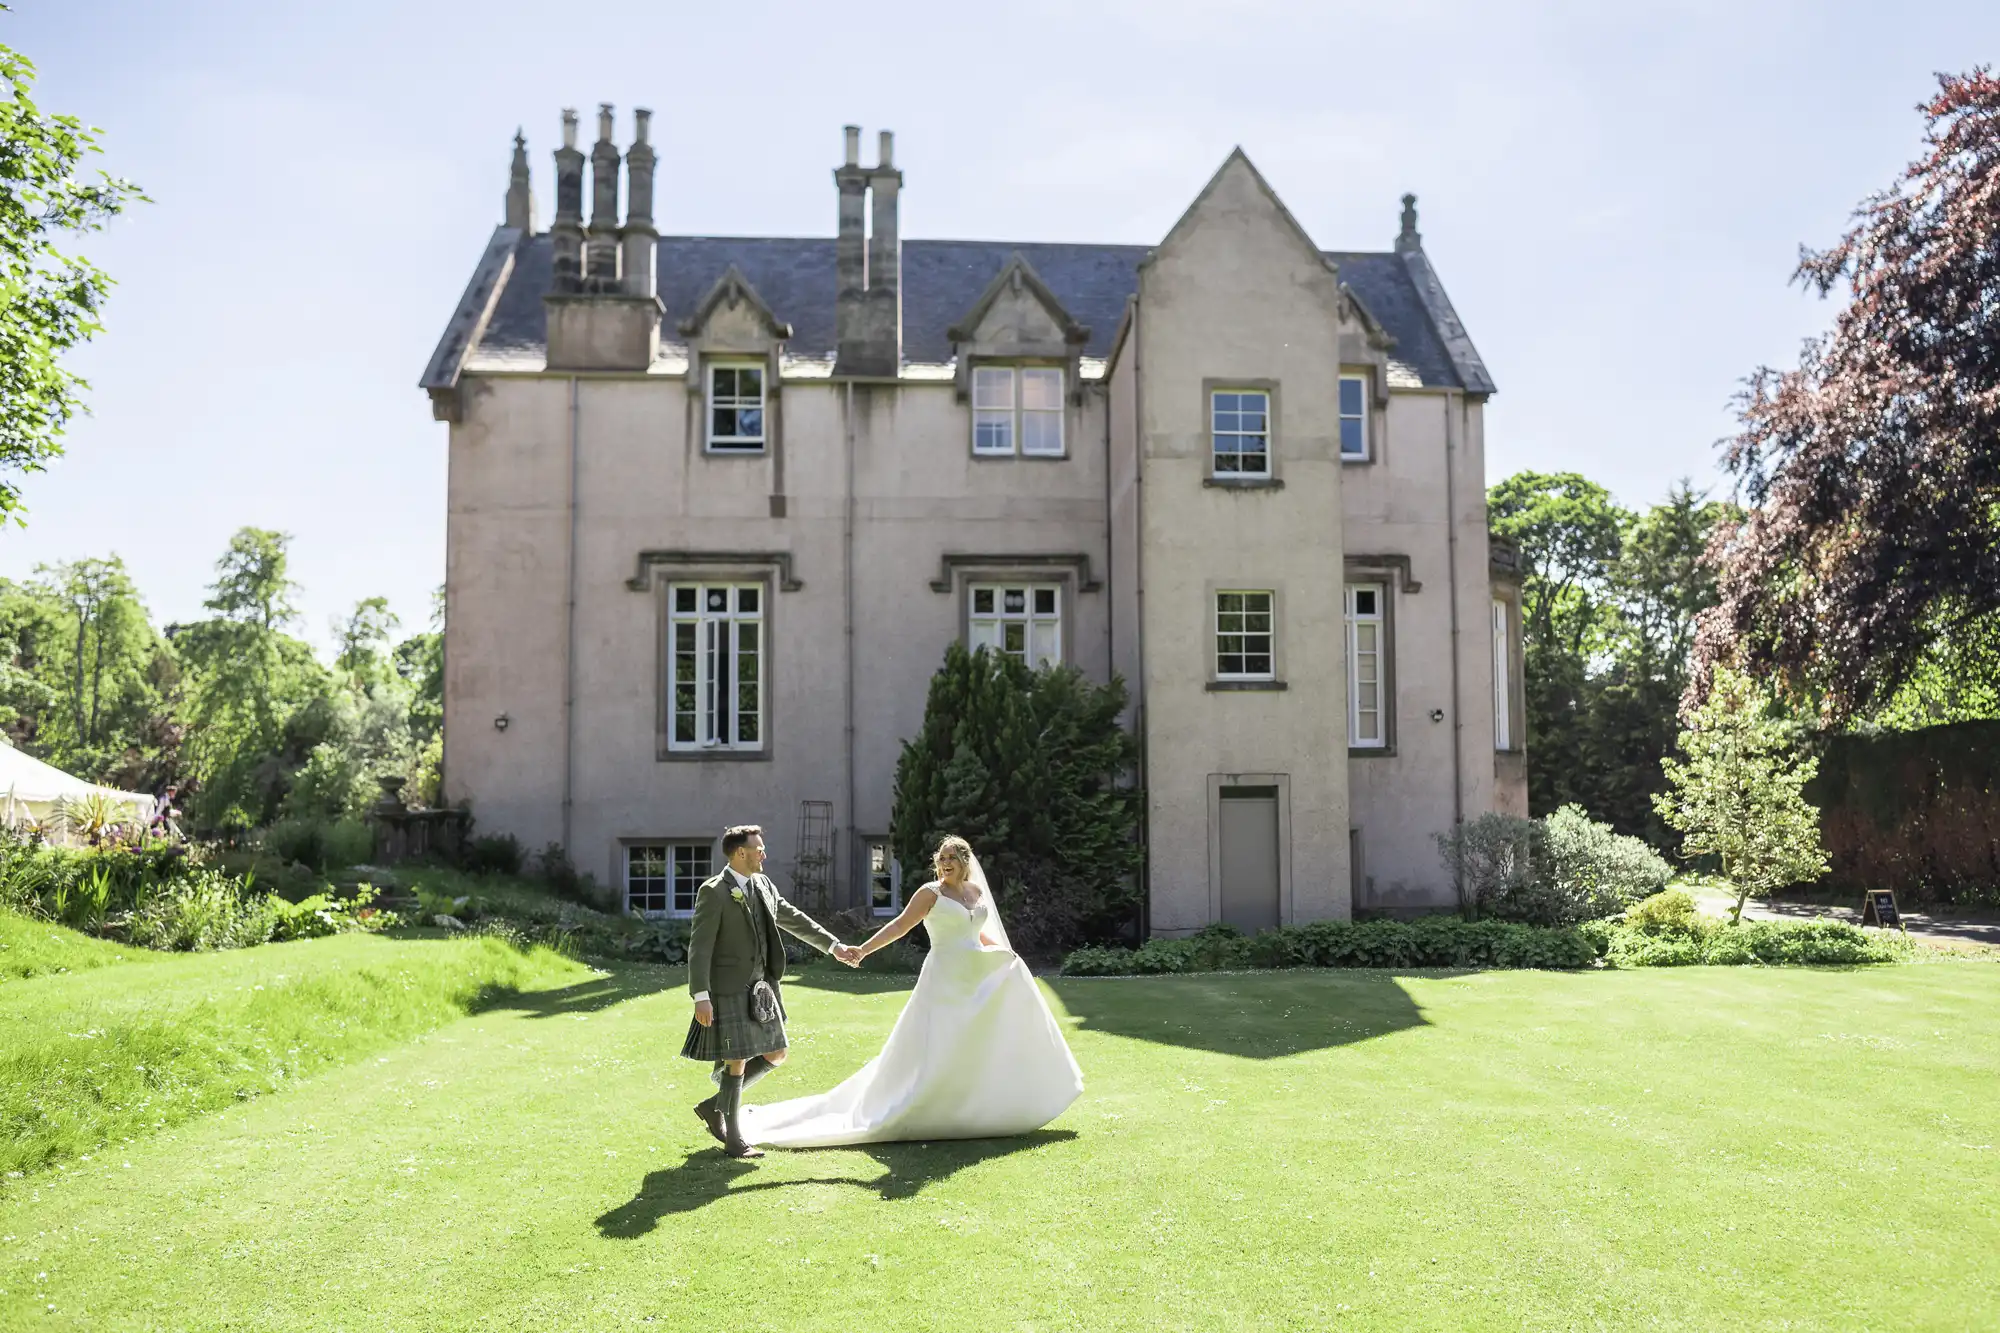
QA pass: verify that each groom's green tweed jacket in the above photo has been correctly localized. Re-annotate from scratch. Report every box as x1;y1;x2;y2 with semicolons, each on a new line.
687;869;842;1000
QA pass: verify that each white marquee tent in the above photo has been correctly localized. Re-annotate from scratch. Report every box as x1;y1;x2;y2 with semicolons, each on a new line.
0;742;155;831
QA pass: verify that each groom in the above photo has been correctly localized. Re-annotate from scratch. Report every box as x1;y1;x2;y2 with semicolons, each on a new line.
683;824;860;1158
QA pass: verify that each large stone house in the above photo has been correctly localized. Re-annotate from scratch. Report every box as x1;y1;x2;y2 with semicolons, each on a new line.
421;106;1526;934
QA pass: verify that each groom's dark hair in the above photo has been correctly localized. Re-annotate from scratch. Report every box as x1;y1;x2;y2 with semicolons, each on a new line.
721;825;764;857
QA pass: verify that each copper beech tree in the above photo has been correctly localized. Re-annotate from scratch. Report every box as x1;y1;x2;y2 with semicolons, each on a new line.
1692;68;2000;724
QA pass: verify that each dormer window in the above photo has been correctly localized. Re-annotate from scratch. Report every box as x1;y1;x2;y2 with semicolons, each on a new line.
972;366;1064;458
707;363;766;452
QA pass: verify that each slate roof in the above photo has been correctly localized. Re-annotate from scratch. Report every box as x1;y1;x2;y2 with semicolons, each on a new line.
434;232;1493;393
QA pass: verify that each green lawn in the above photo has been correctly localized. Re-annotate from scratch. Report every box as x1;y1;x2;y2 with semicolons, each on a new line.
3;953;1997;1331
0;911;147;983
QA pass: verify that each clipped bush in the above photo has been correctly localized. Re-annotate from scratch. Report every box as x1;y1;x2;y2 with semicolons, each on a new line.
1622;888;1702;935
1542;804;1672;918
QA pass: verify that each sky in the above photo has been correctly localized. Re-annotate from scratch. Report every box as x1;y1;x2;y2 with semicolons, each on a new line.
2;0;1994;651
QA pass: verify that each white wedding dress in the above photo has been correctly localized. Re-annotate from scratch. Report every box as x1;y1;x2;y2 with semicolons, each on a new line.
742;854;1083;1147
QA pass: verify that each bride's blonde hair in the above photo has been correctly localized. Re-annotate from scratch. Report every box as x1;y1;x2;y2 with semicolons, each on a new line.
932;835;973;876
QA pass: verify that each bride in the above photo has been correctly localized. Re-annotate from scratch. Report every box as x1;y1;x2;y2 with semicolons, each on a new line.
741;835;1083;1147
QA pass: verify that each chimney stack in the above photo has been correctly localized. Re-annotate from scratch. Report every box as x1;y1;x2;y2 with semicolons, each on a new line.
834;124;868;357
505;129;536;232
551;109;585;290
833;126;903;377
1395;193;1422;254
586;104;622;287
620;108;657;300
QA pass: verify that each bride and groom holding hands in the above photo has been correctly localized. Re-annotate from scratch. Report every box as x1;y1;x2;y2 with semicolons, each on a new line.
682;825;1083;1159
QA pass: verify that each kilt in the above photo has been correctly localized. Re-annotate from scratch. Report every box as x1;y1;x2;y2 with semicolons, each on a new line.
680;981;790;1063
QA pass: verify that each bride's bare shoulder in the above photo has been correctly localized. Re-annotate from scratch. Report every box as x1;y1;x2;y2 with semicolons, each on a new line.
912;881;942;898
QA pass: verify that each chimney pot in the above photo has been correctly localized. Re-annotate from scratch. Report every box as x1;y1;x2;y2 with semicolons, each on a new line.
562;107;578;150
877;129;894;169
634;107;652;144
597;103;615;142
843;125;860;167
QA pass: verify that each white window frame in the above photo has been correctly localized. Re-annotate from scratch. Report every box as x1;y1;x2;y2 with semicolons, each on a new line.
626;841;712;918
706;361;767;453
667;583;765;752
1493;599;1512;751
1339;374;1370;462
1346;583;1386;749
1215;590;1276;681
866;840;902;917
1210;389;1272;478
971;365;1065;458
968;582;1063;669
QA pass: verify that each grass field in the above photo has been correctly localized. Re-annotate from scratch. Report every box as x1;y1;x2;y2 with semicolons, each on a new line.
2;948;1997;1330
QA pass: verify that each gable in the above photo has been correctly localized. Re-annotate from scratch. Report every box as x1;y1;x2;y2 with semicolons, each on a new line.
1145;149;1338;284
676;265;791;351
947;254;1090;351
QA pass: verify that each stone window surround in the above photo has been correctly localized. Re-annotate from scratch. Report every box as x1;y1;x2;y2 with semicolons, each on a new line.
691;351;783;457
1204;581;1286;690
704;358;769;453
932;556;1092;668
631;556;795;763
662;579;768;759
1491;584;1526;755
967;361;1070;461
1203;378;1281;488
1347;580;1389;751
1342;554;1414;756
1338;369;1375;464
967;580;1065;670
619;836;715;919
1205;772;1295;927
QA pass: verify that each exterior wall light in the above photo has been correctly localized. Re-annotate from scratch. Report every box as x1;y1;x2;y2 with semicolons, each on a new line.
494;714;511;731
1429;708;1445;723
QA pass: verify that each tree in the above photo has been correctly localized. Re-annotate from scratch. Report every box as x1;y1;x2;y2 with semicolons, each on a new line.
0;36;146;523
334;596;399;689
1694;69;2000;724
1654;666;1830;924
891;643;1141;954
1588;485;1737;842
176;529;329;828
1489;472;1628;818
24;555;162;777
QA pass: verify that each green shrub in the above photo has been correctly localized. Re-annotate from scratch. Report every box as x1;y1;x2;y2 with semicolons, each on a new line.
533;842;601;907
1606;930;1705;967
1434;813;1543;919
1058;917;1599;976
891;641;1143;957
460;833;525;877
121;871;395;951
1543;804;1672;916
1623;889;1702;935
260;816;375;873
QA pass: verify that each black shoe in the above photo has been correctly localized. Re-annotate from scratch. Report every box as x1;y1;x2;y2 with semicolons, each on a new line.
693;1096;725;1145
717;1073;763;1159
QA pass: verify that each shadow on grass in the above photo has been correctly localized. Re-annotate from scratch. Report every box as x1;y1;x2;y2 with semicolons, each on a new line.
1047;970;1452;1059
595;1130;1077;1237
467;966;679;1020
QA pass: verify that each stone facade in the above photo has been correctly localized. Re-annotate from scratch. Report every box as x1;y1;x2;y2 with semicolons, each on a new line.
421;110;1525;929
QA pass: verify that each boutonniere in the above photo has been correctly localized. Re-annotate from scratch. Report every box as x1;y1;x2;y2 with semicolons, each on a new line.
730;886;746;902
